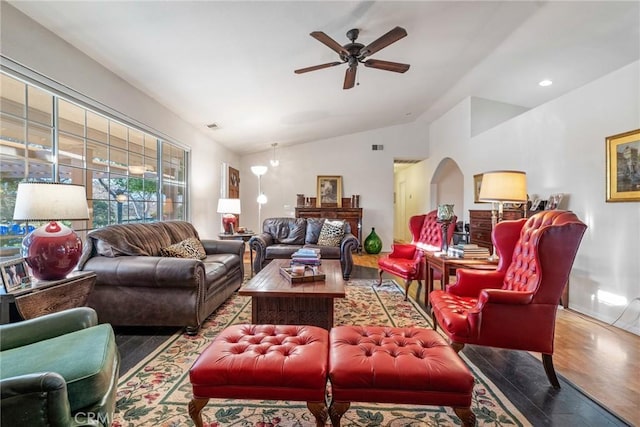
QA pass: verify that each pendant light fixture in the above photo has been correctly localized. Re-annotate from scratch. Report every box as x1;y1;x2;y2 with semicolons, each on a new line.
270;143;280;167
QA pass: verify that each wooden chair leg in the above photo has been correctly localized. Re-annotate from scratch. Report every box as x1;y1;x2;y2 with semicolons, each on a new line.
329;401;350;427
453;406;476;427
451;342;465;353
404;279;413;301
188;397;209;427
542;353;561;389
377;269;384;285
307;401;328;427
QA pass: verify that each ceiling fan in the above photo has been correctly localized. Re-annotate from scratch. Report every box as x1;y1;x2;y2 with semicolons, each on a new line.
295;26;410;90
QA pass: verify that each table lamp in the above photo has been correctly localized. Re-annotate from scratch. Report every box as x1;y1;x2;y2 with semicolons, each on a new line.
436;203;455;254
478;170;527;260
217;198;241;234
13;182;90;280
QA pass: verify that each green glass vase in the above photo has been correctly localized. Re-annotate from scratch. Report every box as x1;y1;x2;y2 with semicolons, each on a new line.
364;227;382;254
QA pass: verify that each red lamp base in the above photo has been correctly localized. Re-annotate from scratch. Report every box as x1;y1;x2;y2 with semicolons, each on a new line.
222;214;237;235
21;221;83;281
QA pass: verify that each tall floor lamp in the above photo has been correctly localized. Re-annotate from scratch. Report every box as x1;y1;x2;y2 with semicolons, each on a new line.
478;170;527;260
251;165;268;231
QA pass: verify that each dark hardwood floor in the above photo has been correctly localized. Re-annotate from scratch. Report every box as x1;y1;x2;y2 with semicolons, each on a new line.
115;260;633;426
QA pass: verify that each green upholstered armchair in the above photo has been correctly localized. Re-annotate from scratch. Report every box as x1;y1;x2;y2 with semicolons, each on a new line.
0;308;120;426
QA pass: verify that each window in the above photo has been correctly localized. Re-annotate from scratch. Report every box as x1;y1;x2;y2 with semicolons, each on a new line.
0;71;189;255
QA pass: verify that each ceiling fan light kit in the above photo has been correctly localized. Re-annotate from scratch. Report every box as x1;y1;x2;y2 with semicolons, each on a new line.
295;26;410;89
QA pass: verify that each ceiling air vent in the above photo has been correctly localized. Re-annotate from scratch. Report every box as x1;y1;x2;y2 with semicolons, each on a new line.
372;144;384;151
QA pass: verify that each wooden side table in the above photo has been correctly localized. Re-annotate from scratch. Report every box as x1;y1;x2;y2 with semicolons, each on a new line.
0;271;96;324
424;251;497;309
218;232;255;276
217;232;255;242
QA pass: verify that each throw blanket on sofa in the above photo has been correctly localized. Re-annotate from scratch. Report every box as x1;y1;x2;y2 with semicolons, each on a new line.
78;221;200;269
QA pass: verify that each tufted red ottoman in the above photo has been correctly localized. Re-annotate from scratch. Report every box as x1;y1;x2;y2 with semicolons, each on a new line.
329;325;476;426
188;324;329;427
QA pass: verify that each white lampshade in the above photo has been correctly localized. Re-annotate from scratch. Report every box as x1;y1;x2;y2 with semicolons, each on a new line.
13;182;90;221
216;198;241;214
251;165;268;176
257;193;268;204
478;171;527;203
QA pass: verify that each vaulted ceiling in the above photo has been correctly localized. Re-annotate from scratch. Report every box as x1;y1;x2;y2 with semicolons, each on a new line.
9;1;640;154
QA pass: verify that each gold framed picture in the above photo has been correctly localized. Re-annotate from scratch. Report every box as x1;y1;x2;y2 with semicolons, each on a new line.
473;174;487;203
316;175;342;207
606;129;640;202
0;258;31;293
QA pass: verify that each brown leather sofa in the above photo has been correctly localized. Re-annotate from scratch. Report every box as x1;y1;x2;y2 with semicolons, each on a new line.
78;221;244;334
249;217;359;280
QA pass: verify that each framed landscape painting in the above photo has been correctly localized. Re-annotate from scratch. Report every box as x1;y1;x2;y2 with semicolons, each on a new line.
317;175;342;207
606;129;640;202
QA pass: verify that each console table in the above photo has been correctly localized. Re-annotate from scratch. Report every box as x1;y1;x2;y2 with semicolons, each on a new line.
295;206;363;249
0;271;96;324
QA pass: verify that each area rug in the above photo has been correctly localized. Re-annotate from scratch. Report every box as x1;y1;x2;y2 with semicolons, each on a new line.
112;280;530;426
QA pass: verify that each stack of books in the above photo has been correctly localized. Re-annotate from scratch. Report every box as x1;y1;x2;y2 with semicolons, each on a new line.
447;244;490;259
291;248;321;266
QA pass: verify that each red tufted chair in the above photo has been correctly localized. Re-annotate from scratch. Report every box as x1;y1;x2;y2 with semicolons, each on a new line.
429;210;587;388
378;210;456;300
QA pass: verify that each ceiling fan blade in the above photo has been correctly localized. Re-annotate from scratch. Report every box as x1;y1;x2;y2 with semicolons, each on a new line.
364;59;410;73
343;66;357;90
310;31;350;56
295;62;344;74
358;26;408;59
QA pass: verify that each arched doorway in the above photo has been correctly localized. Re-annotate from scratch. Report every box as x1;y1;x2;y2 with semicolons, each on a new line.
430;157;464;222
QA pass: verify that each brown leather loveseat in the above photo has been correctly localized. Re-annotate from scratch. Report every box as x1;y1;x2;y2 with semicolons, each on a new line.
78;221;244;334
249;217;359;280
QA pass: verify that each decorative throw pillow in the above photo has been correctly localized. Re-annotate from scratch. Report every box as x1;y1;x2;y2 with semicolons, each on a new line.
317;220;345;247
159;237;207;260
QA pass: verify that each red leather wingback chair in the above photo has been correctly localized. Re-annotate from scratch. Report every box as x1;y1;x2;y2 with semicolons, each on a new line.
378;210;456;300
429;210;587;388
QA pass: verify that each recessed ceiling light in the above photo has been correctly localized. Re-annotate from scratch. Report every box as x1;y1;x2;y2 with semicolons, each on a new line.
539;79;553;87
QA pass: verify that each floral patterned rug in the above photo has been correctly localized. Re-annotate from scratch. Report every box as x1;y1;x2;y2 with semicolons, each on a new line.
112;279;529;426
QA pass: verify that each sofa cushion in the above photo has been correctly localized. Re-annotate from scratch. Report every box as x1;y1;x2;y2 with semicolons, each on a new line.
303;244;341;259
263;218;306;245
317;220;345;246
160;238;206;259
265;244;303;260
304;218;325;244
0;324;117;412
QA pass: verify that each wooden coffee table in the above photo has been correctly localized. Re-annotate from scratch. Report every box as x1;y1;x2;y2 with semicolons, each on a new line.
238;259;346;329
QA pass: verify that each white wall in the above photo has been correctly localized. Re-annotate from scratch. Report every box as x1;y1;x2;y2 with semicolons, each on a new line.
428;61;640;334
0;4;240;239
240;122;429;250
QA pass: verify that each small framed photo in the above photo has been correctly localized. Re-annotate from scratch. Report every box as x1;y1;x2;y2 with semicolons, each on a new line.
606;129;640;202
530;198;542;211
316;175;343;208
547;193;564;210
1;258;32;293
473;174;488;203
